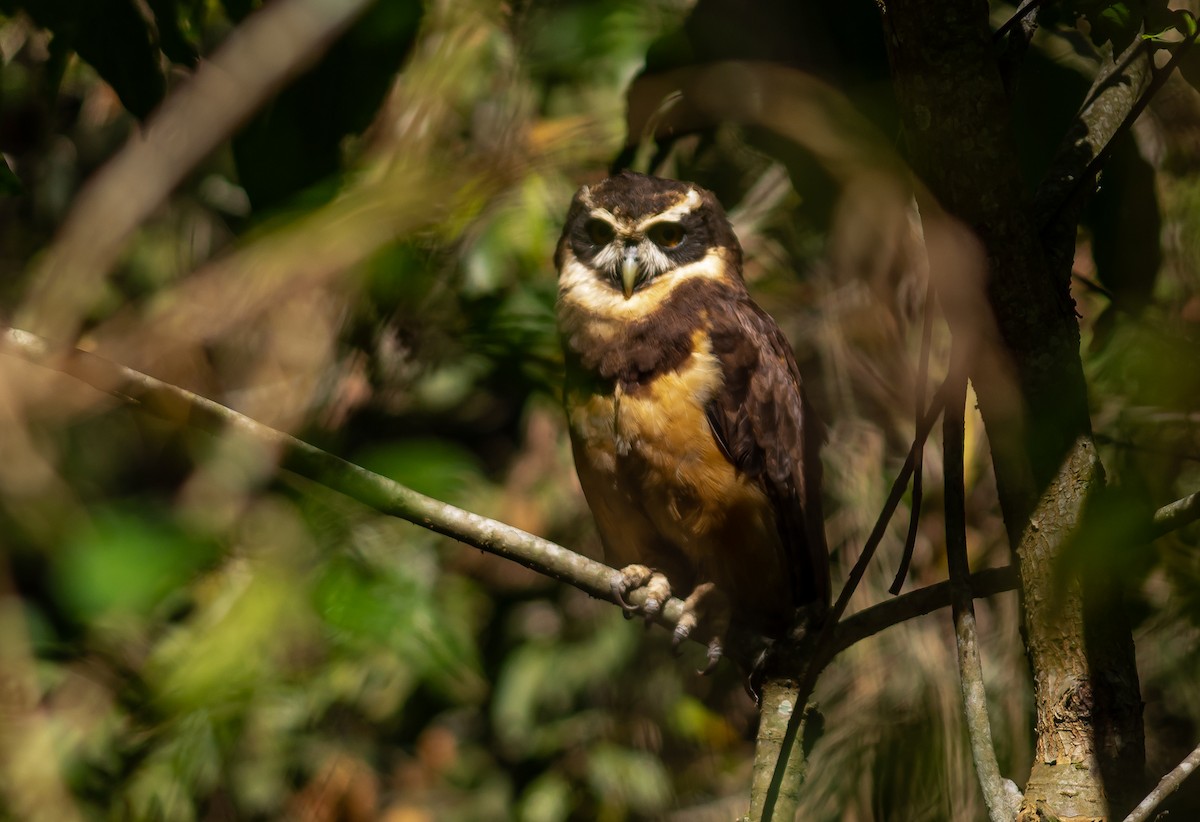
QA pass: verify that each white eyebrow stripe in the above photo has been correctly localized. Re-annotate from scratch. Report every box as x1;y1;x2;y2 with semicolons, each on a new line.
634;188;702;230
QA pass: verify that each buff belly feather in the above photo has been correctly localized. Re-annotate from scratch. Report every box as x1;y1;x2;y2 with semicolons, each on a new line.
566;337;793;631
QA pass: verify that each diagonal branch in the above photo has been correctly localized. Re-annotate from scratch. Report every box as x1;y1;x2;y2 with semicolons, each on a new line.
890;276;936;595
1123;740;1200;822
0;328;658;616
1149;489;1200;540
993;0;1049;44
825;382;949;636
1039;30;1198;243
833;565;1018;654
1034;34;1158;235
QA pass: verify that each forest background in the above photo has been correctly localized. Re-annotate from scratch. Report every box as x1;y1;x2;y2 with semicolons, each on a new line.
3;0;1200;820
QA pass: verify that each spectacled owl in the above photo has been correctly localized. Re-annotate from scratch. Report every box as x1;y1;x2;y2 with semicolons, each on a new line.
555;171;830;671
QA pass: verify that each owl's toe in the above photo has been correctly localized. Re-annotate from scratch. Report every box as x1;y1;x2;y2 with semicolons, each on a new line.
669;582;731;675
610;564;671;620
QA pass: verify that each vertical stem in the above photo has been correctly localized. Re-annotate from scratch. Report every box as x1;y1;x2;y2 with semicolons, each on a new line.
749;676;810;821
944;362;1021;821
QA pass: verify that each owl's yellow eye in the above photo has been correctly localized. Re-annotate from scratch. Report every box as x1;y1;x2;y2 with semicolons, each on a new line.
647;222;685;248
586;219;615;245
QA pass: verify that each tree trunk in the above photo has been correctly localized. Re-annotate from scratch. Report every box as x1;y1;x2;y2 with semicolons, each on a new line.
878;0;1145;817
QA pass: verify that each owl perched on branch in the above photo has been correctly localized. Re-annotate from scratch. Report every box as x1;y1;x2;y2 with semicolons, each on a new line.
555;171;829;671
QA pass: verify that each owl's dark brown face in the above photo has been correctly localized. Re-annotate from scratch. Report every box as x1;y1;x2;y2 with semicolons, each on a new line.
554;171;742;309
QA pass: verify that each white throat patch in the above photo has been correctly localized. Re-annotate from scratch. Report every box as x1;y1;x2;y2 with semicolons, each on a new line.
557;247;729;322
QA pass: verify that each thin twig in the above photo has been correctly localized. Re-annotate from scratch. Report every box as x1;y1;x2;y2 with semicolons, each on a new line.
997;0;1041;94
993;0;1049;43
1149;489;1200;540
833;565;1018;654
1123;740;1200;822
944;360;1022;821
750;564;1024;821
1041;32;1196;229
890;276;936;594
826;380;949;635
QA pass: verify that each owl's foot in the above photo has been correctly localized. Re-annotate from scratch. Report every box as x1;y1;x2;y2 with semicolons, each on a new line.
670;582;730;675
611;564;672;622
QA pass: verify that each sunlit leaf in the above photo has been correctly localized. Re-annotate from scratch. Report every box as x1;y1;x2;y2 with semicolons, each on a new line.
517;771;574;822
147;554;312;711
315;559;422;644
54;506;215;621
586;743;672;815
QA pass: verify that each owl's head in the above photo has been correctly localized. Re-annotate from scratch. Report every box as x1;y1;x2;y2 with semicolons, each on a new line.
555;172;742;303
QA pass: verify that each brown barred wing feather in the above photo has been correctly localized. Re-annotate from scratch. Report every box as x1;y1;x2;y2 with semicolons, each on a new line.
706;296;831;615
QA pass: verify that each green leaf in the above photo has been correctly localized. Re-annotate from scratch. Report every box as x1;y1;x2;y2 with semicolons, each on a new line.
517;772;574;822
54;506;215;620
586;743;672;815
1143;0;1179;38
1178;8;1200;38
1092;2;1140;53
314;559;422;645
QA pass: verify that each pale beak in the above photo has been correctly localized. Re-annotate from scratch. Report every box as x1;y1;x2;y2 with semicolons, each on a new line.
621;247;641;299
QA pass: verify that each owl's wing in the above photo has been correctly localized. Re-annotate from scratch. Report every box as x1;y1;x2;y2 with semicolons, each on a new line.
705;295;830;613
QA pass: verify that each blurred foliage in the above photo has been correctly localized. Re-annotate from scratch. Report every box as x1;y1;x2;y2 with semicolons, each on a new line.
0;0;1199;820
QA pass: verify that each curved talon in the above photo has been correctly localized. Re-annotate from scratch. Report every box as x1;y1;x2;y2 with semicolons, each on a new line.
745;669;766;703
744;645;772;702
697;638;722;676
610;579;635;611
750;645;771;676
672;620;692;647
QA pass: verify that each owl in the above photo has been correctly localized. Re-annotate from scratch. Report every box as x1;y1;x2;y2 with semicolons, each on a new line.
555;171;829;670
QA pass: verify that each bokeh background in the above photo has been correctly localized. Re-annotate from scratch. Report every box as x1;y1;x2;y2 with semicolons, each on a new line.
2;0;1200;819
